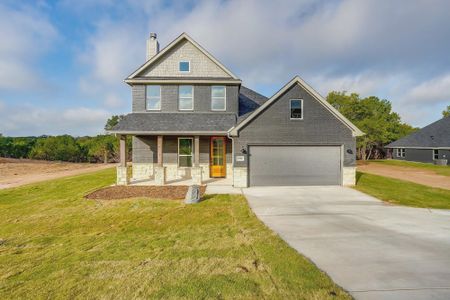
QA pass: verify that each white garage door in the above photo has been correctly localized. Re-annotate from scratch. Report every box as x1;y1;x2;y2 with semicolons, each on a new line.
249;145;342;186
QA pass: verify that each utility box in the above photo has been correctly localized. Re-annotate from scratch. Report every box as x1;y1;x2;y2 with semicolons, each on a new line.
185;185;201;204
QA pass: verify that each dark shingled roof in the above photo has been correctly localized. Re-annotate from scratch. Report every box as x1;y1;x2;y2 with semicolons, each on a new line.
109;113;237;134
238;86;268;123
386;116;450;148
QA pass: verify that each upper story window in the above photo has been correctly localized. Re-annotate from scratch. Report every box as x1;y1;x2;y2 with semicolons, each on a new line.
146;85;161;110
211;86;226;111
179;85;193;110
290;99;303;120
179;61;190;72
433;149;439;160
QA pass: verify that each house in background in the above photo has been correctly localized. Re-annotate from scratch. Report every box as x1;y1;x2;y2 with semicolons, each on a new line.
108;32;363;187
386;116;450;165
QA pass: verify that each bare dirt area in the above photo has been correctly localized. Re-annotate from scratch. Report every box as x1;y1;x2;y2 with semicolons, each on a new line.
357;162;450;190
0;158;115;189
85;185;206;200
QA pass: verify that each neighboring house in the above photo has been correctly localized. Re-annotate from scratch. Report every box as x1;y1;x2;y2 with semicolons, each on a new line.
108;32;363;187
386;116;450;165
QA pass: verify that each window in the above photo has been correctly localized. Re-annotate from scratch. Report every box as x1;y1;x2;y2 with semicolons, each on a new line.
146;85;161;110
178;138;193;167
179;85;193;110
179;61;190;72
433;149;439;160
290;99;303;119
211;86;226;111
396;148;405;158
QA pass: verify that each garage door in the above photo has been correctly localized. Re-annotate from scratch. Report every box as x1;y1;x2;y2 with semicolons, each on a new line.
249;146;341;186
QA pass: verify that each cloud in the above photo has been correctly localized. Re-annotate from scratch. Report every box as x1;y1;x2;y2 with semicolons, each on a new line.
0;102;110;136
0;3;58;90
403;74;450;105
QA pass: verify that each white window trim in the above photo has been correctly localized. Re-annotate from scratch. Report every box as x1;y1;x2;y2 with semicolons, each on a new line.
146;85;161;111
433;149;439;160
178;85;194;111
179;60;191;73
178;137;193;167
290;99;303;120
396;148;405;158
211;86;226;111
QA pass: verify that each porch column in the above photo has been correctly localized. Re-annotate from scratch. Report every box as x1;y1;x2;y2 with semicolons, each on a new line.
116;135;129;185
194;135;200;167
154;135;166;185
191;135;202;185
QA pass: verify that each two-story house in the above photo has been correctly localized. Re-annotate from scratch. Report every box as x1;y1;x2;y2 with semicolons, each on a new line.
109;32;363;187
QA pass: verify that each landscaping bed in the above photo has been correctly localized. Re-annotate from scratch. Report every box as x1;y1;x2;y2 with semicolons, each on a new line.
85;185;206;200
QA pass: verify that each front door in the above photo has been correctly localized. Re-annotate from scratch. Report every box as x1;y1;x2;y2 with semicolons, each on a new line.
210;137;226;178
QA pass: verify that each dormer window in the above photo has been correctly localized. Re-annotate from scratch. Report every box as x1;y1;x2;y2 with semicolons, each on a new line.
179;61;190;72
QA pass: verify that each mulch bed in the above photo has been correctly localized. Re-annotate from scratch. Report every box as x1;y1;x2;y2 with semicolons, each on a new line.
85;185;206;200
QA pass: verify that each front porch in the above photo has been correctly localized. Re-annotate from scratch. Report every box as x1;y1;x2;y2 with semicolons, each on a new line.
116;134;235;186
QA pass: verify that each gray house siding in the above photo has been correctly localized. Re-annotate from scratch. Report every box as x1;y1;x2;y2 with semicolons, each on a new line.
232;84;356;168
132;135;232;165
132;84;238;114
392;148;450;165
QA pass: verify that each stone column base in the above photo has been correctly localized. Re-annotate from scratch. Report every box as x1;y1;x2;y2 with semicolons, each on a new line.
116;166;129;185
132;163;153;181
233;167;248;188
343;166;356;186
154;166;166;186
191;167;202;185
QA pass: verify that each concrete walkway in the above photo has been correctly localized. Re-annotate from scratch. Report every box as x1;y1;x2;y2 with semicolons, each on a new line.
244;186;450;300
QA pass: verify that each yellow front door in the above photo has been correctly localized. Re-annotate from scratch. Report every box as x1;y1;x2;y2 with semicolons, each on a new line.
210;137;226;178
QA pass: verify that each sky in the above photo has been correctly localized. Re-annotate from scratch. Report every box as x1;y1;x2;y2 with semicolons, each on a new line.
0;0;449;137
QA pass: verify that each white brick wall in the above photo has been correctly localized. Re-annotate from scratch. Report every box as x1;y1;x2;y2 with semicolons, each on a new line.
144;40;230;78
116;166;129;185
132;163;153;180
343;166;356;186
233;167;248;188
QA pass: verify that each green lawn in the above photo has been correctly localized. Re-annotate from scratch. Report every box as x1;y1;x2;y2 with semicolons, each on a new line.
368;159;450;177
355;171;450;209
0;168;349;299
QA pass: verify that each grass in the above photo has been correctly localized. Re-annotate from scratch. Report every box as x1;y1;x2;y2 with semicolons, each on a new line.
0;168;349;299
355;171;450;209
368;159;450;177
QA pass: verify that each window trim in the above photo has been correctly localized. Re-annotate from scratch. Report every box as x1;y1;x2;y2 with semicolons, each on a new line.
178;137;193;168
433;149;439;160
179;61;191;73
396;148;405;158
178;85;194;111
290;99;303;120
145;85;161;111
211;86;226;111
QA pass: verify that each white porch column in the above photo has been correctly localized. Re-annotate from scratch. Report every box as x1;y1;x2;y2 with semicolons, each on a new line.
154;135;166;185
116;135;129;185
192;135;202;185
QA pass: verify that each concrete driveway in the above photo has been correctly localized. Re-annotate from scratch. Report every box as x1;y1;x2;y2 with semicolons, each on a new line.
244;186;450;300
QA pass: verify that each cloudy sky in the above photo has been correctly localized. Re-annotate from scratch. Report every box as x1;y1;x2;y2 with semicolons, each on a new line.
1;0;449;136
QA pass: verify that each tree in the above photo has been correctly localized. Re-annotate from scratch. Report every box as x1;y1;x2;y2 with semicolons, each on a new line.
29;135;84;162
77;135;118;163
104;115;123;131
443;105;450;118
327;91;417;160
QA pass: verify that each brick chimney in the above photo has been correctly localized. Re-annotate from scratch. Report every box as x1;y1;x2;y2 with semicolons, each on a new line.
146;32;159;60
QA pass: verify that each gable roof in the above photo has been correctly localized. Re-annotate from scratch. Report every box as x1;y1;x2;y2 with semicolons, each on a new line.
228;76;364;137
126;32;239;80
238;86;269;123
386;116;450;148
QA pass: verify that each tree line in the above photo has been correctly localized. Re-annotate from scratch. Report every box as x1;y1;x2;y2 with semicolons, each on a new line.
0;135;130;163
